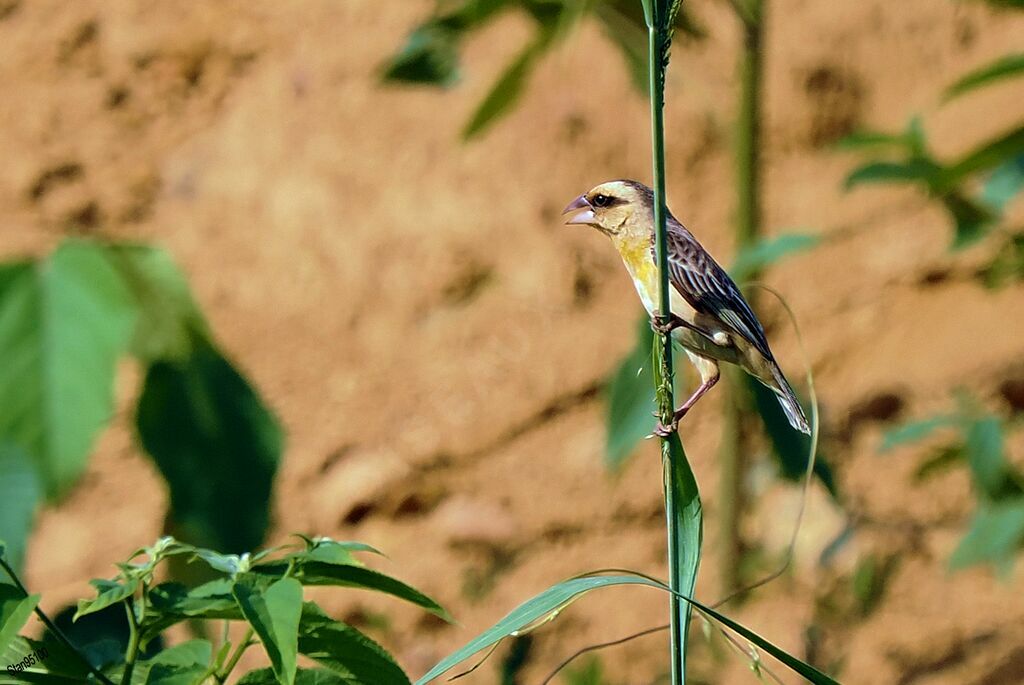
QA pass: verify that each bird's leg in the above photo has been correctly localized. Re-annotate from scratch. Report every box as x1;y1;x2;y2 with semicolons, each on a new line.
651;362;720;437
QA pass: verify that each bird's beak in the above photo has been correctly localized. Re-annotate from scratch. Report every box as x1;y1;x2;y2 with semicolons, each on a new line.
562;194;595;225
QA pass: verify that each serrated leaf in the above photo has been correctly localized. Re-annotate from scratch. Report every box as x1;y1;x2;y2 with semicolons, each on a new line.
253;563;450;623
879;416;957;451
0;586;39;656
146;579;241;620
143;640;212;685
0;241;137;497
238;668;353;685
1;636;92;684
297;603;408;685
0;444;40;578
233;576;303;685
949;500;1024;571
944;53;1024;101
136;338;282;554
74;578;138;622
730;233;822;282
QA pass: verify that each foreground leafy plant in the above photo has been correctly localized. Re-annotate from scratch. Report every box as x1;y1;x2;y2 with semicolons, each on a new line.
0;535;448;685
0;239;282;576
881;393;1024;572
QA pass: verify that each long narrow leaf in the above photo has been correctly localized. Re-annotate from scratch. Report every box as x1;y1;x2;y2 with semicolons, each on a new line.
944;53;1024;101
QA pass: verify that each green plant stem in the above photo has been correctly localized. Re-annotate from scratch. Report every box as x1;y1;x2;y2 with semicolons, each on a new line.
0;556;118;685
121;599;141;685
216;628;255;683
646;4;703;683
719;0;765;600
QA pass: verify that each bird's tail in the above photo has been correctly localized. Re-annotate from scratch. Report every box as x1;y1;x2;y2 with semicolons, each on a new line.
765;363;811;435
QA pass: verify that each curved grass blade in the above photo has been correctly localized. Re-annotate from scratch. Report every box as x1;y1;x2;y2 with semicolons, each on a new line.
415;573;839;685
944;53;1024;101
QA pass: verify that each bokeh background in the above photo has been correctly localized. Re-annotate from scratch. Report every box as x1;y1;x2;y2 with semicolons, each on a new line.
2;1;1024;683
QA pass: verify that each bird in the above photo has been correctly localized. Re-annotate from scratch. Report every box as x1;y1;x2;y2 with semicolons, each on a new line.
563;179;810;437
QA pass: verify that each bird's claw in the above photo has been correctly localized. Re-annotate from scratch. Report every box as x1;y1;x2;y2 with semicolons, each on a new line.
646;413;678;439
650;314;679;336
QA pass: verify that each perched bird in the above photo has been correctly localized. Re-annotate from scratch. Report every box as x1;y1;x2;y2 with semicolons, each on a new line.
563;180;810;436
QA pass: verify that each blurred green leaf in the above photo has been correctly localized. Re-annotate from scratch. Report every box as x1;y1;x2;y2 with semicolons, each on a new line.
982;154;1024;212
731;233;822;282
747;379;836;496
562;656;606;685
850;553;895;617
233;576;303;685
949;500;1024;571
297;603;409;685
74;578;139;622
136;338;282;554
381;23;462;86
837;130;913;151
0;444;40;578
979;232;1024;287
964;416;1023;501
944;53;1024;100
938;124;1024;191
913;444;964;482
943;192;997;250
0;585;39;656
253;562;451;622
879;416;957;451
107;245;207;363
0;241;137;497
844;159;941;189
605;318;656;469
462;24;558;139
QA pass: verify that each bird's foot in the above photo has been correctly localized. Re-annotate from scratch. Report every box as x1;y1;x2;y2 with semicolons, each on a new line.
647;408;689;438
650;314;683;336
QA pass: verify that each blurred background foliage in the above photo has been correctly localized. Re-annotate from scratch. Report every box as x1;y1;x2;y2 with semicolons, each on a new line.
0;240;282;576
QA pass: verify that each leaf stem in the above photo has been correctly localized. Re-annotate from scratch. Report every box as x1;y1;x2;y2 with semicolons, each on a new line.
216;628;255;683
120;599;141;685
0;555;118;685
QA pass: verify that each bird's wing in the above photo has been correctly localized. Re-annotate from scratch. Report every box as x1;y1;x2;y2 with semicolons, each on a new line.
662;220;774;360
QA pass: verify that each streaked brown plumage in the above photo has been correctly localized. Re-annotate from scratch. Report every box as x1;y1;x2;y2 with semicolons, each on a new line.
563;179;810;435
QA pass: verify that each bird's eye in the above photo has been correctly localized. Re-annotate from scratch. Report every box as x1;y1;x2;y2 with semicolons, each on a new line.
592;194;612;208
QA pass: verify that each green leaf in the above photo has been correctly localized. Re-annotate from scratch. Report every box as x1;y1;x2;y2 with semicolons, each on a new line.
297;603;409;685
461;28;554;140
836;129;914;151
380;23;461;87
0;444;41;577
944;53;1024;100
938;124;1024;191
253;563;450;622
147;579;241;620
1;636;93;684
238;668;353;685
415;573;837;685
593;2;649;91
747;379;836;496
981;154;1024;212
949;500;1024;571
843;159;941;190
143;640;212;685
74;577;139;621
233;576;303;685
136;338;283;553
963;415;1023;501
943;192;997;250
0;586;39;655
980;232;1024;288
604;319;656;469
107;245;208;363
879;415;957;451
0;241;137;496
730;233;822;282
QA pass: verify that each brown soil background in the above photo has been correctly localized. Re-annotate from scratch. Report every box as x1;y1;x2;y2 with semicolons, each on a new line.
3;1;1024;683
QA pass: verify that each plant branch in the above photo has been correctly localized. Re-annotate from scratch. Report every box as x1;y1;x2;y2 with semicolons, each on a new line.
120;599;141;685
0;556;118;685
540;624;670;685
216;628;255;683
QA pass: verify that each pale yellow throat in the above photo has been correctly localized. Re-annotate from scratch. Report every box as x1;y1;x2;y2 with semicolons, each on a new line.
613;234;659;313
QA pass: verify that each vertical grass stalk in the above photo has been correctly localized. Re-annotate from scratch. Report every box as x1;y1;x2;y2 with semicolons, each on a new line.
718;0;765;599
642;1;703;682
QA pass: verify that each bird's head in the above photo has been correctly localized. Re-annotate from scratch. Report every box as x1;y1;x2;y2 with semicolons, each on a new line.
562;180;654;237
